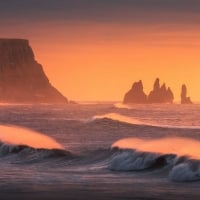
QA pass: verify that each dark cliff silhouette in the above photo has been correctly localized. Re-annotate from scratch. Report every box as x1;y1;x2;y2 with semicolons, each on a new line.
0;39;68;103
123;78;174;104
181;84;192;104
123;80;147;104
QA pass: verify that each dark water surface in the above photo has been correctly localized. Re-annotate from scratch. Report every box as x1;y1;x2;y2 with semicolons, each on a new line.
0;103;200;199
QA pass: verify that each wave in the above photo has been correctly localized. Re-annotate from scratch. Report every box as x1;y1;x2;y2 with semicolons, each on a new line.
0;141;73;163
1;136;200;183
110;148;200;182
91;113;200;129
92;113;146;125
0;125;74;163
110;137;200;182
109;149;175;171
169;160;200;182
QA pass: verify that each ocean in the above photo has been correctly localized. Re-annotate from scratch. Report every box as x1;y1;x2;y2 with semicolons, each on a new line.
0;103;200;200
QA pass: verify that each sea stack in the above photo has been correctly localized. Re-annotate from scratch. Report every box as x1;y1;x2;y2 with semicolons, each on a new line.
123;80;147;104
148;78;174;103
0;39;68;103
123;78;174;104
181;84;192;104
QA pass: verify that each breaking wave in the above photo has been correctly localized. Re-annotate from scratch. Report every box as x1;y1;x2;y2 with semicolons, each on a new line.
109;149;175;171
1;133;200;182
0;125;73;162
0;143;70;157
0;142;73;164
110;137;200;182
1;125;200;182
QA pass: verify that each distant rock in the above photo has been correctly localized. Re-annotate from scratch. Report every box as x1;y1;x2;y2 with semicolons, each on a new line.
123;78;174;104
123;80;147;104
0;39;68;103
148;78;174;103
181;84;192;104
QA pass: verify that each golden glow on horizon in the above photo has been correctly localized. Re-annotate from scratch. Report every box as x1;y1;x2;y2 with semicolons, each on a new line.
4;22;200;101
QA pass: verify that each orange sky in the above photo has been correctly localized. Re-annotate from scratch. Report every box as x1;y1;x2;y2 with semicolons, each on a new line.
27;22;200;102
1;1;200;102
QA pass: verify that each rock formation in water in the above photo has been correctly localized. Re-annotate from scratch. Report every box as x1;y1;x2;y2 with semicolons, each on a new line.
123;80;147;104
0;39;68;103
124;80;147;104
181;84;192;104
148;78;174;103
123;78;174;104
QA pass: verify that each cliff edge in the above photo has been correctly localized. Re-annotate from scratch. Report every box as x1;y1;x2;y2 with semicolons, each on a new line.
0;39;68;103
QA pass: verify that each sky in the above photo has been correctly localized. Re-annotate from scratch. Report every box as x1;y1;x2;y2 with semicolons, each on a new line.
1;0;200;101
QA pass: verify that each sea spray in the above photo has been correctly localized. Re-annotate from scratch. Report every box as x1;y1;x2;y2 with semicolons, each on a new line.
0;125;63;150
110;137;200;181
112;137;200;158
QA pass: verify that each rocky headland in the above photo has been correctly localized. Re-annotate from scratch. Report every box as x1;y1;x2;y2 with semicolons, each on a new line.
0;39;68;103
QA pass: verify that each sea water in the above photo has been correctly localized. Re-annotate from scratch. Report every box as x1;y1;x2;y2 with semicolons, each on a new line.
0;103;200;199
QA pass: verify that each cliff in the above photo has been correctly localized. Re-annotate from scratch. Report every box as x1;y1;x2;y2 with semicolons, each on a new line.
181;84;192;104
0;39;68;103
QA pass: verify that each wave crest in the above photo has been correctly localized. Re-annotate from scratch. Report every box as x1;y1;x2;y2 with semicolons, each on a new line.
0;142;73;163
91;113;200;129
110;137;200;182
109;149;174;171
109;148;200;182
